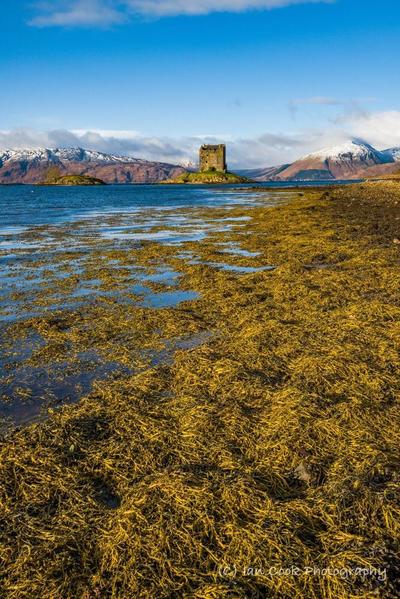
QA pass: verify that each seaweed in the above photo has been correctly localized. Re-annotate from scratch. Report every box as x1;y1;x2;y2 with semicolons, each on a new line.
0;183;399;597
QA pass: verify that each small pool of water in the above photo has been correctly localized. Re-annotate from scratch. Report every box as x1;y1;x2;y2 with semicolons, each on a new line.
142;290;200;309
207;263;275;274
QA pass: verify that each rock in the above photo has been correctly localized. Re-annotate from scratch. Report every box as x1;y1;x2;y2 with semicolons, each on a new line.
294;462;313;485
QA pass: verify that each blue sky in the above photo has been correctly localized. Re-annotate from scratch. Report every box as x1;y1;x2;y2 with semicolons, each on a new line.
1;0;400;166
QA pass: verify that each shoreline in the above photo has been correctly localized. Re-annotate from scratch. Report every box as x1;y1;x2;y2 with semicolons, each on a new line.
0;179;363;187
0;182;399;597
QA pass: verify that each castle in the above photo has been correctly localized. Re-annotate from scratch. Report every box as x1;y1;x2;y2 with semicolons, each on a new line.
199;144;227;173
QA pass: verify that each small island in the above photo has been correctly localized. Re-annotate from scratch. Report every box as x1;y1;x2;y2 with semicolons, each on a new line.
40;167;106;186
163;169;252;185
42;174;106;186
163;144;253;184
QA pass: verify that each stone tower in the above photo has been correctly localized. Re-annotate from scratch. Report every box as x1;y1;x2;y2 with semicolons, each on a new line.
199;144;227;173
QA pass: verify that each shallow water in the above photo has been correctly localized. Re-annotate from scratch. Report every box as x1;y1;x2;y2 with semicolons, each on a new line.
0;184;282;322
0;183;327;431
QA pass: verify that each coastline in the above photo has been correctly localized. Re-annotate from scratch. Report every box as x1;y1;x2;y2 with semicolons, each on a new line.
0;182;399;597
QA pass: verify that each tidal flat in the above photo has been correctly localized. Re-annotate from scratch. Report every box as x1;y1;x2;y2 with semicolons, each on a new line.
0;182;399;598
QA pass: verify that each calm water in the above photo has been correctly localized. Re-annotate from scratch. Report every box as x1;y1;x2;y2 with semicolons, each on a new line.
0;181;352;230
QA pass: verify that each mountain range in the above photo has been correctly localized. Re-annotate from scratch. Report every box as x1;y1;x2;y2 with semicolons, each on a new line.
1;140;400;184
240;140;400;181
0;148;185;184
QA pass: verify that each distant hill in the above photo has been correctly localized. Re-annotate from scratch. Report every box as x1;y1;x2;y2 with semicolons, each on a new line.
237;164;291;180
240;140;400;181
0;148;186;184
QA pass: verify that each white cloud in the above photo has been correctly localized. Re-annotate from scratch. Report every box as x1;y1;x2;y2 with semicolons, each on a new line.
1;111;400;168
29;0;332;27
29;0;125;27
124;0;331;17
338;110;400;150
0;126;349;167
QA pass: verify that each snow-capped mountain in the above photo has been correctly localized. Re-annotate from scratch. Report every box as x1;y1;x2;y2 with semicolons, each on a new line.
242;140;400;182
3;141;400;184
0;147;186;184
0;147;152;165
304;139;391;165
383;147;400;162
